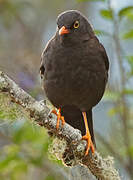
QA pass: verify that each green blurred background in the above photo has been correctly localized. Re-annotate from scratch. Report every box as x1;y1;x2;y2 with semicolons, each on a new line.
0;0;133;179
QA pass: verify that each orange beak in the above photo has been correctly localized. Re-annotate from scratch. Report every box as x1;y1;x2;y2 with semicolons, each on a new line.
59;26;69;35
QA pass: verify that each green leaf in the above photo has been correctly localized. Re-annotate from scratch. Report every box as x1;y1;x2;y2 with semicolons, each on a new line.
126;55;133;63
100;9;113;20
128;146;133;158
11;161;28;174
119;6;133;21
126;55;133;76
127;13;133;21
123;89;133;95
126;56;133;70
122;30;133;39
94;29;110;36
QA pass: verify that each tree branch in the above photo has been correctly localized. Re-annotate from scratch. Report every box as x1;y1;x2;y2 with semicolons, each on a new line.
0;71;120;180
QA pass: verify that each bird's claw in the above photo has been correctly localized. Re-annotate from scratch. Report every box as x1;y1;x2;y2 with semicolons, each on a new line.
82;133;95;156
51;108;65;129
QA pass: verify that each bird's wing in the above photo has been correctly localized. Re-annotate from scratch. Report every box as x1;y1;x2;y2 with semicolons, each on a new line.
99;43;109;71
88;36;109;72
39;37;55;80
39;55;45;80
39;43;50;80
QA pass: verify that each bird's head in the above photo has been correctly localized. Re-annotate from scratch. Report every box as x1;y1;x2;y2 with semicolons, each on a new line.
56;10;94;44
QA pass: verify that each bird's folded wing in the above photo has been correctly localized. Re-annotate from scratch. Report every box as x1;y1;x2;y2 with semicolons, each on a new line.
39;56;45;80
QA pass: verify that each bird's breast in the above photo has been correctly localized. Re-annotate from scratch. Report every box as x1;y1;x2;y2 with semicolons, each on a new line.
46;47;89;86
44;42;107;109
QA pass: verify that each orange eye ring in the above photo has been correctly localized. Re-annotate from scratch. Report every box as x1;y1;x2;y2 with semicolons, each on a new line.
73;21;80;29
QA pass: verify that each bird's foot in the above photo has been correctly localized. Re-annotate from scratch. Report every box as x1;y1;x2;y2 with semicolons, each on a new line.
82;132;95;156
51;108;65;129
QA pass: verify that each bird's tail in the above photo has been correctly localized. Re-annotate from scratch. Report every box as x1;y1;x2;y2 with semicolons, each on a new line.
61;106;96;147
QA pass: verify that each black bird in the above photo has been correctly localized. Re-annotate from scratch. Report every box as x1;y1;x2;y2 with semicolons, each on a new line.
40;10;109;155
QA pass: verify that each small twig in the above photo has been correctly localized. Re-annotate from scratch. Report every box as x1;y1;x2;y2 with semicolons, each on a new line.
0;71;120;180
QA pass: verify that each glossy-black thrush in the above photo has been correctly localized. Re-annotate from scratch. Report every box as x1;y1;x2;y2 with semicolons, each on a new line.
40;10;109;155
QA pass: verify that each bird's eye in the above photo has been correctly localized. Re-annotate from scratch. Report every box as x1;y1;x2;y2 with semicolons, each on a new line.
73;21;79;29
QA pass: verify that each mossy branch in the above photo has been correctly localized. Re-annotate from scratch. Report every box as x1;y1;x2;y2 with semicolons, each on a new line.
0;71;120;180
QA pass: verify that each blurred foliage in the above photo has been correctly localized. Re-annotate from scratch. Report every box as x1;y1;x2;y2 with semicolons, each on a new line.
118;6;133;21
92;0;133;179
100;9;113;20
0;94;66;180
122;29;133;39
0;0;133;179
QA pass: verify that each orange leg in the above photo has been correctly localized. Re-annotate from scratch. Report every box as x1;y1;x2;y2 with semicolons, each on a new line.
82;112;95;156
51;108;65;129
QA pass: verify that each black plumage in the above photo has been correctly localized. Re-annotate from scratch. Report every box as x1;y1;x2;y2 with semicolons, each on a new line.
40;10;109;154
